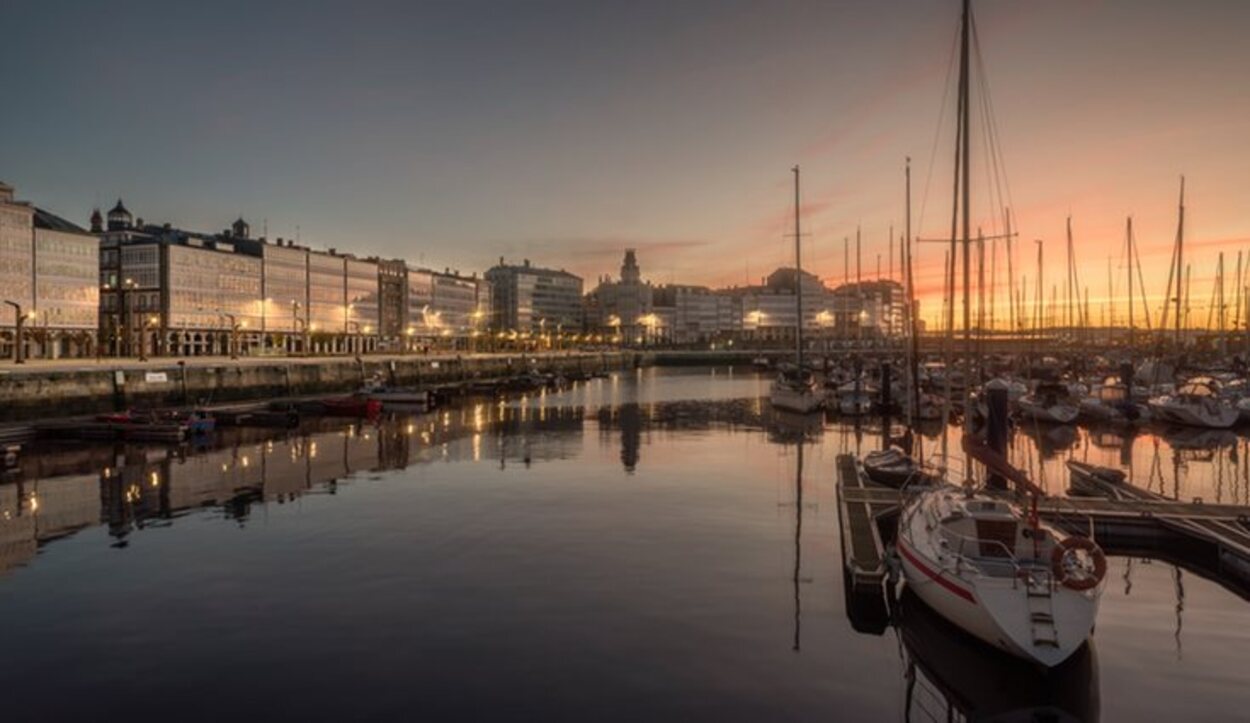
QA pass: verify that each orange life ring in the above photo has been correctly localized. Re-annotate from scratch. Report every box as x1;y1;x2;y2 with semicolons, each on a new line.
1051;536;1106;591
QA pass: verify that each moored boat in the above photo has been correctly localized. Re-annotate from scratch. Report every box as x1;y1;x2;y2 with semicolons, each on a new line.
1017;381;1080;425
898;443;1106;667
1147;377;1238;429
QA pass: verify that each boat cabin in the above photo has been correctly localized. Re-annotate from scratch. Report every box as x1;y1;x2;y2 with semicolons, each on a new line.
927;492;1055;575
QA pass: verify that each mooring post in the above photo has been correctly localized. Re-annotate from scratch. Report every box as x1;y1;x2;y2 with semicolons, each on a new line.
880;361;892;412
985;377;1009;490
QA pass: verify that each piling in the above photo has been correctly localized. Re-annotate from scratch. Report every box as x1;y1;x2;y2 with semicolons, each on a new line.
985;378;1009;490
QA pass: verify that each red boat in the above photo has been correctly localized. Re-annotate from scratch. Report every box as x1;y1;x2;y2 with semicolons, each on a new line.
318;396;382;417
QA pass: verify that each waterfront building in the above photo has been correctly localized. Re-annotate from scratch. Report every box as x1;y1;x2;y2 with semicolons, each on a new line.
258;239;311;353
585;250;654;342
307;249;347;354
0;183;35;360
653;284;740;345
732;268;835;345
0;183;99;360
32;209;100;358
98;207;263;357
378;259;408;348
485;258;583;334
828;279;906;340
345;256;380;354
401;267;491;349
431;270;481;337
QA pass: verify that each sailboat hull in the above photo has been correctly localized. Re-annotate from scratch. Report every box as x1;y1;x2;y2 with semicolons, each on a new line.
898;489;1100;668
770;382;823;414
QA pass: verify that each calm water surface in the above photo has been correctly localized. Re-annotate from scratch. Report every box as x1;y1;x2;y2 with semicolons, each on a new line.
2;367;1249;721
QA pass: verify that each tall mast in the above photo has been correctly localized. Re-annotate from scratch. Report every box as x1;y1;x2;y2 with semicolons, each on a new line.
1175;176;1186;347
793;165;804;369
1066;216;1074;333
906;157;920;422
856;225;863;347
1127;217;1135;349
1218;251;1226;352
1005;208;1016;335
957;0;972;431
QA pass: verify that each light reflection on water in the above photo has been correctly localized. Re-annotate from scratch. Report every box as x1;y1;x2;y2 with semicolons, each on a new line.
0;366;1248;721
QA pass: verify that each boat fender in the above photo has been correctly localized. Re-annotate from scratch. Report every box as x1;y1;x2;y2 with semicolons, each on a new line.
1051;536;1106;592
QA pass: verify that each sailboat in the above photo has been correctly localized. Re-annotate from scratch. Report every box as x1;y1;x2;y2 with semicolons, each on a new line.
770;165;823;414
897;0;1106;668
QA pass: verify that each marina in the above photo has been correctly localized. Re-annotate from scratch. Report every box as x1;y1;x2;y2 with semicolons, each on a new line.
5;0;1250;718
2;367;1250;719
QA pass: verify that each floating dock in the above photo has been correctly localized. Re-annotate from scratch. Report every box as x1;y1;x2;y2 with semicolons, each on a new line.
836;453;1250;602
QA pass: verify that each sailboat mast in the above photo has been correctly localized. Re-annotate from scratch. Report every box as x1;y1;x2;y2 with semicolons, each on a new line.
793;165;804;370
1127;216;1135;349
1175;176;1186;347
906;157;921;422
958;0;973;430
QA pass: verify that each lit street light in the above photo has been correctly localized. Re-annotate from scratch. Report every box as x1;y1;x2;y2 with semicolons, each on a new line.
3;300;28;364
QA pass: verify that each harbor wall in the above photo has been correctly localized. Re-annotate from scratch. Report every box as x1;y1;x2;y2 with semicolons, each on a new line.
0;352;639;423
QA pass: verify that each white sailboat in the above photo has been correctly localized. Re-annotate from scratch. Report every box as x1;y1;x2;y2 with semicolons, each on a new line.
770;165;822;414
898;0;1105;668
898;439;1106;667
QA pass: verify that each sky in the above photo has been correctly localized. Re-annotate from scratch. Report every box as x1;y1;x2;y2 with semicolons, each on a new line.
3;0;1249;328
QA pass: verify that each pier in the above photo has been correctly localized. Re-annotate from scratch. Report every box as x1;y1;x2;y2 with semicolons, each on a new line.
836;453;1250;605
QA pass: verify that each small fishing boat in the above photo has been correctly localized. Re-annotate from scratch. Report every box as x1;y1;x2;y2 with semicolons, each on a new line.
1147;377;1238;429
358;383;430;408
1017;381;1080;425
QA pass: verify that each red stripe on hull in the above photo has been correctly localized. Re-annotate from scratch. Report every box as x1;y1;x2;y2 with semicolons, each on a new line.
898;538;976;604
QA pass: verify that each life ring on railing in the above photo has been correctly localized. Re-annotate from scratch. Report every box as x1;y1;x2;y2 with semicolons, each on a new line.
1051;536;1106;591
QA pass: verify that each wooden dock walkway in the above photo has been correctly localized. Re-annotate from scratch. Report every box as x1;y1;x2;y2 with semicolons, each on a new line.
836;453;1250;600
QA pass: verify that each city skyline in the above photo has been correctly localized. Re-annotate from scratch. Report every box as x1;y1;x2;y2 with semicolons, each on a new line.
3;1;1249;327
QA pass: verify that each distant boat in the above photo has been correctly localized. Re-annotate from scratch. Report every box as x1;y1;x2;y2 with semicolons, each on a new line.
769;165;823;414
832;379;875;416
1079;378;1149;425
1148;377;1238;428
1017;381;1080;425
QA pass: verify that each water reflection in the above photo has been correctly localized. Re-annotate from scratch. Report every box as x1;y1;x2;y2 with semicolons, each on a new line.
0;368;1248;721
897;590;1100;722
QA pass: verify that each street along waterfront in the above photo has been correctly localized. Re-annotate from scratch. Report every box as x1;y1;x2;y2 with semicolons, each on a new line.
2;367;1249;721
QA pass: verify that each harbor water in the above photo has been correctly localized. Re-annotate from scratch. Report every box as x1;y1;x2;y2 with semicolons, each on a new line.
2;367;1249;721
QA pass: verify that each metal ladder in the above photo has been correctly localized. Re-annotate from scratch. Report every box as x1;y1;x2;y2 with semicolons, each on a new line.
1026;570;1059;647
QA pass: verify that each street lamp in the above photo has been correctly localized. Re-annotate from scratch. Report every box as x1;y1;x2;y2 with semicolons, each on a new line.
221;312;240;360
139;315;159;362
3;300;27;364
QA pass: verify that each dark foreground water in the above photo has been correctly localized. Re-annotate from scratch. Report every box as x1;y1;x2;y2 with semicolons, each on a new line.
2;367;1249;721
